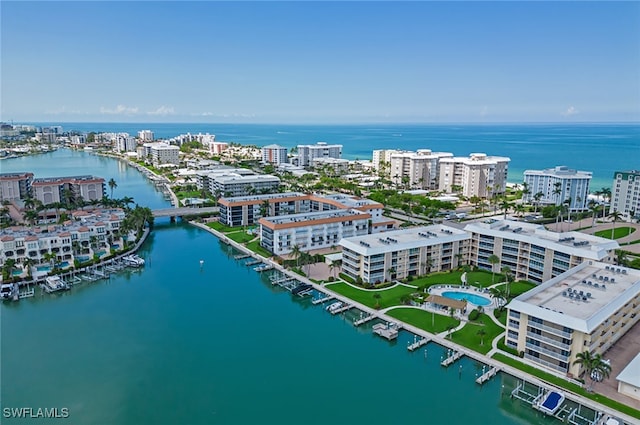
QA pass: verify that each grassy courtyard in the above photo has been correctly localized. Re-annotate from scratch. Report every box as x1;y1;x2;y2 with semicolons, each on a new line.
491;281;537;298
325;282;417;309
450;313;504;355
411;270;504;290
594;226;636;240
386;307;460;334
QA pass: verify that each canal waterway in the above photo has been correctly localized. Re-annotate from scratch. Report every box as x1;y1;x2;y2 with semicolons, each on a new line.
1;149;563;424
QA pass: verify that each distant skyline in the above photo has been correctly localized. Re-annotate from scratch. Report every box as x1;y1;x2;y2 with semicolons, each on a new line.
2;1;639;124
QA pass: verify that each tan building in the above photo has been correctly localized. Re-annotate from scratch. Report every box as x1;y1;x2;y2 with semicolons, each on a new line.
32;175;105;205
506;262;640;377
0;172;34;202
259;209;371;256
464;219;618;283
439;153;510;198
389;150;453;190
340;225;470;284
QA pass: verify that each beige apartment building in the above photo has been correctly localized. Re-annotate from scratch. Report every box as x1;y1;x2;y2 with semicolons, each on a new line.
438;153;510;198
506;262;640;378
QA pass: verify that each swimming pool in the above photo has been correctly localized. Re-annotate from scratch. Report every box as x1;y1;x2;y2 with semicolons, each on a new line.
442;291;492;307
36;265;52;272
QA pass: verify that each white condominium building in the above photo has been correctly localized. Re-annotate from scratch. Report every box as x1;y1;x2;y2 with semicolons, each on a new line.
259;209;370;256
340;225;470;284
372;149;408;175
0;172;34;202
464;219;618;283
262;144;288;165
389;149;453;190
138;130;154;141
438;153;510;198
506;262;640;377
138;142;180;166
523;166;592;211
297;142;342;167
115;134;137;153
611;170;640;220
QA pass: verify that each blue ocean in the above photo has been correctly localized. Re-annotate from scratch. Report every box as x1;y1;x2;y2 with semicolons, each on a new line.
29;122;640;189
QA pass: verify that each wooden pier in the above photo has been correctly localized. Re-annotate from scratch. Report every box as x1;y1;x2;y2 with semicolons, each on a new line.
312;294;334;305
354;314;376;327
372;322;402;340
19;288;35;299
407;336;430;351
441;350;463;367
331;303;355;315
245;259;262;266
476;366;500;385
234;254;250;260
254;264;273;272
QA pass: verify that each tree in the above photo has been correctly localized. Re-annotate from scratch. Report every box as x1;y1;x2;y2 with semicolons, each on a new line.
387;267;396;282
500;198;513;219
290;245;302;268
477;328;487;346
501;265;513;298
487;254;500;284
329;259;342;278
533;192;543;214
373;293;382;309
573;350;612;392
608;211;623;240
552;182;562;205
489;286;507;310
108;178;118;199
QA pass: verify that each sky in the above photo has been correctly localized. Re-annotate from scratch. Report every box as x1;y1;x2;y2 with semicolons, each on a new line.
1;1;639;124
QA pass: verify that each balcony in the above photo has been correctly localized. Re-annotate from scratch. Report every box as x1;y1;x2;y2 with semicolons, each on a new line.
526;342;569;362
526;331;571;351
528;321;572;339
524;353;567;373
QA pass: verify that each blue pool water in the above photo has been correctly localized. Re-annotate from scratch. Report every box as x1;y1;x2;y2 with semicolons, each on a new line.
36;265;51;272
76;256;90;263
442;291;492;307
57;261;70;269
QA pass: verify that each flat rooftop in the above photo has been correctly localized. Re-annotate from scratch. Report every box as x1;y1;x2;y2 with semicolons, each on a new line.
509;262;640;333
220;192;305;203
340;225;469;256
261;208;366;225
464;219;619;260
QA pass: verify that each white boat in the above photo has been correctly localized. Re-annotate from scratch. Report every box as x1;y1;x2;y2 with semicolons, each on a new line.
537;390;565;415
122;254;145;267
43;276;69;293
325;301;343;312
1;283;15;300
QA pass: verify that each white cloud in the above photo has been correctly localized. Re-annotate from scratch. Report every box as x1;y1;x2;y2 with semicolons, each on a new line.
147;106;175;116
480;105;489;117
100;104;139;115
562;106;579;116
44;106;86;115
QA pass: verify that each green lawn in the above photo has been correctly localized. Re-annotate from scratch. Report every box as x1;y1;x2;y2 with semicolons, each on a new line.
594;226;636;240
386;307;460;334
225;231;255;244
450;313;504;354
245;240;273;258
325;282;417;309
492;353;640;419
206;221;236;233
411;270;503;290
492;281;536;298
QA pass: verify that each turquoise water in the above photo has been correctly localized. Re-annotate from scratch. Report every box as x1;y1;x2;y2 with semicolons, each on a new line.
0;146;603;424
28;122;640;189
442;290;492;307
35;265;51;272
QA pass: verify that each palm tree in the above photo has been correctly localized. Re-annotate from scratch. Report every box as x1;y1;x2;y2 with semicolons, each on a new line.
588;200;600;228
533;192;543;214
489;286;507;310
601;187;612;217
573;350;612;392
487;254;500;284
387;266;396;282
373;293;382;309
501;265;514;298
521;181;530;201
552;182;562;205
290;245;302;268
477;328;487;346
329;259;341;278
608;210;623;240
500;198;513;219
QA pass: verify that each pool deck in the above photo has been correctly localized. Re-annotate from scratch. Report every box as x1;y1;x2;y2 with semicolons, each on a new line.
428;284;496;309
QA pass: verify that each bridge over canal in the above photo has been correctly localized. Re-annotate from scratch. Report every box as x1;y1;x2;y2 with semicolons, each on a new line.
151;206;219;218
